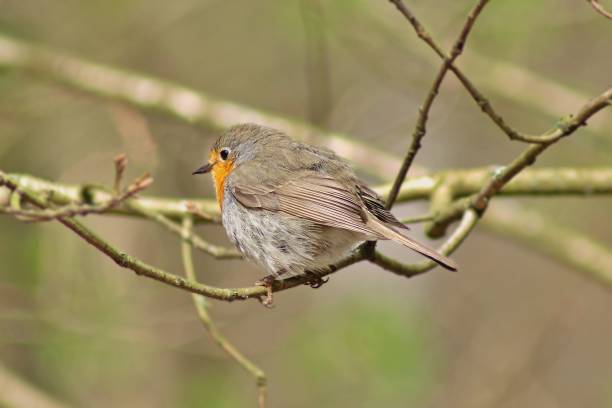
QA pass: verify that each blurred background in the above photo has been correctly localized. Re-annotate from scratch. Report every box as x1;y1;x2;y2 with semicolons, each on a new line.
0;0;611;407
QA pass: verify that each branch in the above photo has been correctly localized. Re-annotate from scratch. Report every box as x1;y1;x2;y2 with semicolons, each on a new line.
424;144;551;237
483;203;612;288
4;167;611;300
371;209;478;277
1;173;152;222
421;89;612;237
389;1;612;144
511;87;611;144
128;200;241;259
4;167;612;222
0;170;367;301
587;0;612;19
0;33;401;180
0;363;71;408
386;0;490;208
180;217;266;407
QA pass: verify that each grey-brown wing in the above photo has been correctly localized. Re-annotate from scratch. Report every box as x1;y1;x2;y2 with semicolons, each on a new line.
356;184;408;230
231;173;457;271
231;175;383;237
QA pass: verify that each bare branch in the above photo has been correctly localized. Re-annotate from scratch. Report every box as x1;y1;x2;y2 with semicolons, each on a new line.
386;0;490;209
1;173;152;222
129;200;241;259
418;89;612;238
113;153;128;193
389;0;612;144
0;33;401;179
0;170;366;301
180;217;266;407
4;167;612;223
371;209;478;277
587;0;612;19
509;87;612;143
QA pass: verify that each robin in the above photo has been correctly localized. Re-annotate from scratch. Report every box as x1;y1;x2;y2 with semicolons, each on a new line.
193;123;456;305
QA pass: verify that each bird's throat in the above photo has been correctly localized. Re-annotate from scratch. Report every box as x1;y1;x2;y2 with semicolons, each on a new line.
211;160;234;209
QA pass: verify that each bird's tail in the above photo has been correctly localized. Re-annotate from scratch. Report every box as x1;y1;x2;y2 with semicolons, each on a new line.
365;216;458;272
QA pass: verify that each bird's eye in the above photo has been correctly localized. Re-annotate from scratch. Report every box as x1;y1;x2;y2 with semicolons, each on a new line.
219;148;230;161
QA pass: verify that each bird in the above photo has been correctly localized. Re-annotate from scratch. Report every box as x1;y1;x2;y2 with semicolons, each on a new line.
193;123;456;305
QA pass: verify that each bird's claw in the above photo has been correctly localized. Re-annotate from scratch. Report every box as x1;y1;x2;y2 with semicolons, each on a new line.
306;276;329;289
255;275;275;308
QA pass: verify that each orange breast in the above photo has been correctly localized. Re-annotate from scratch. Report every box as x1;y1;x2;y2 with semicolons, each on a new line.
211;159;234;209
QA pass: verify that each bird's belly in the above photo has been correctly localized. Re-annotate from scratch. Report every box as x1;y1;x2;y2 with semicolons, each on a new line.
222;196;363;278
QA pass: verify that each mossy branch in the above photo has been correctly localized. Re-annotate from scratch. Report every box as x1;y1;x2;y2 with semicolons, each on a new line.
4;167;611;222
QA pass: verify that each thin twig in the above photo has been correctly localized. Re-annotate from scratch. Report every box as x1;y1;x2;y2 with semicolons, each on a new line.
506;87;611;144
386;0;490;209
113;153;128;193
587;0;612;19
180;217;267;407
409;88;612;237
371;209;478;277
426;142;570;237
389;0;612;144
128;200;241;259
0;170;363;301
1;173;152;222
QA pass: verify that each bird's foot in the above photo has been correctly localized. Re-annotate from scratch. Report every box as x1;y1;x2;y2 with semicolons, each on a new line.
254;275;276;308
304;273;329;289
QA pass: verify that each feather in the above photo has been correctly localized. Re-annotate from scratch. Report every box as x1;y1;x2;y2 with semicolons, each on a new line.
364;214;457;271
231;173;457;271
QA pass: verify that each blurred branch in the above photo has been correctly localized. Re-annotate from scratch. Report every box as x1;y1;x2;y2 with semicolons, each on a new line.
180;217;267;408
587;0;612;19
0;362;71;408
484;203;612;288
0;33;400;179
386;0;490;208
300;0;332;126
389;1;612;144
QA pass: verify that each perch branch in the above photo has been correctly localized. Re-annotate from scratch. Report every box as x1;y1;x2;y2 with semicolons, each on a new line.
0;170;467;301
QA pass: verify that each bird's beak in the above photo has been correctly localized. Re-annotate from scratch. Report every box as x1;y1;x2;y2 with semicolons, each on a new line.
192;162;214;175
